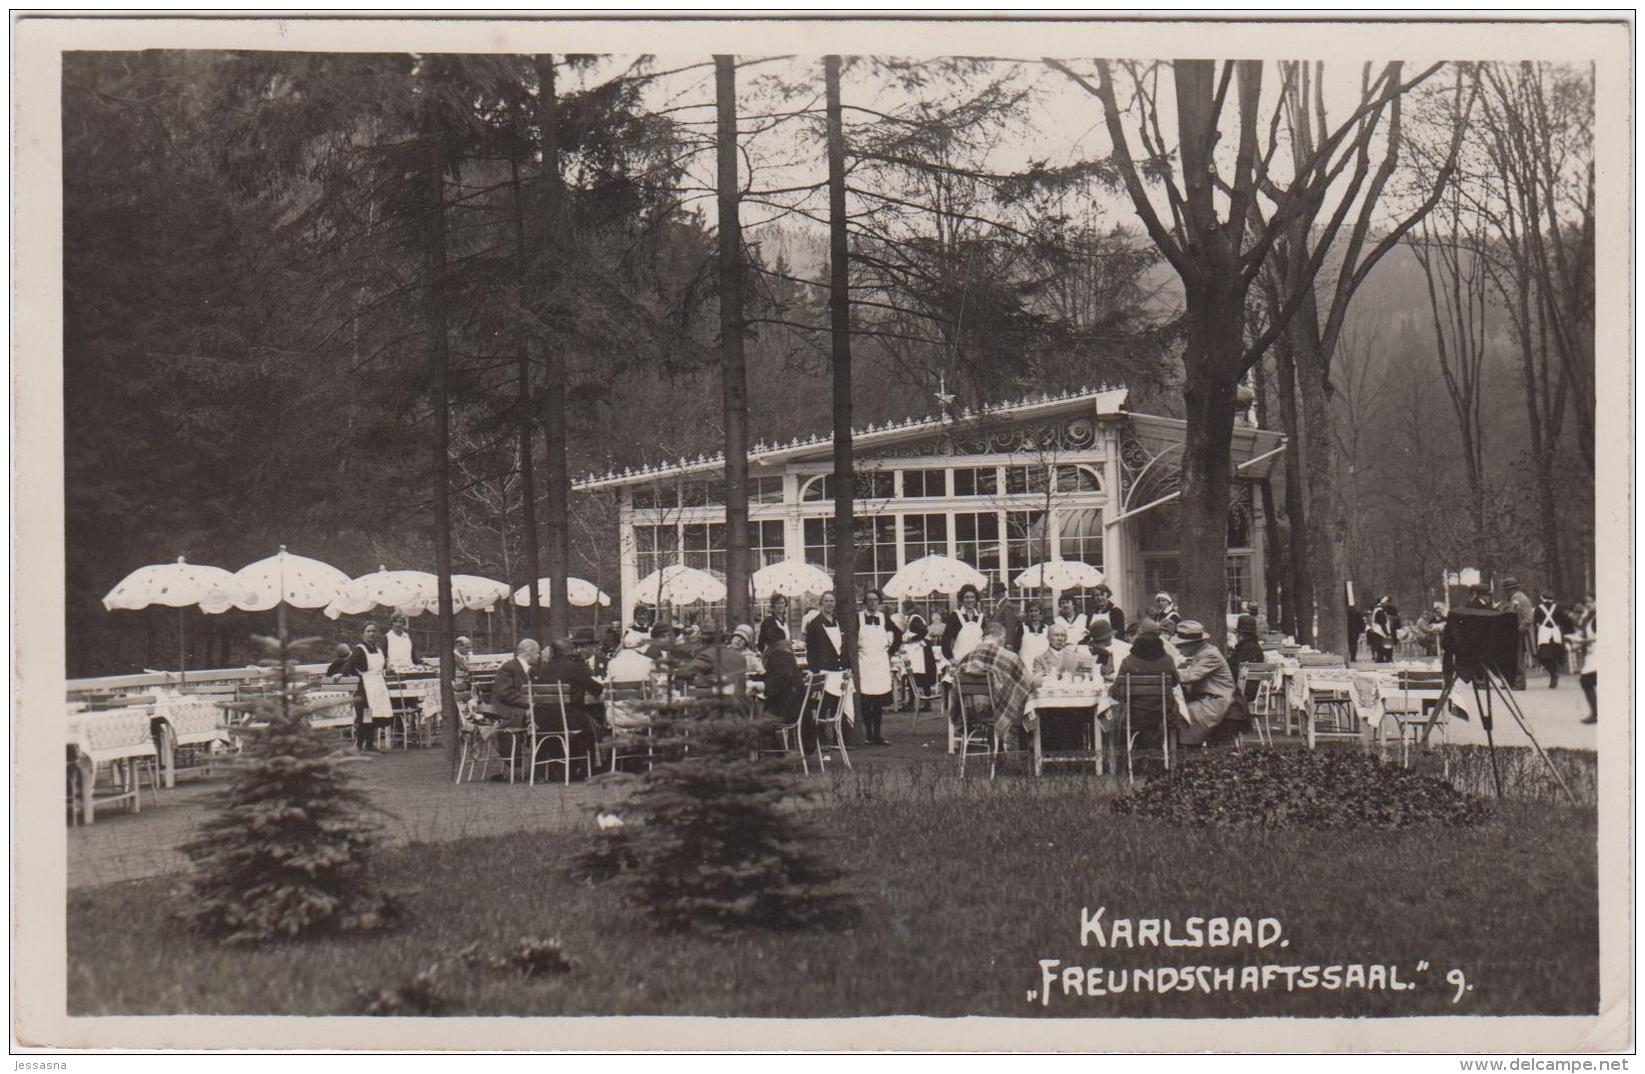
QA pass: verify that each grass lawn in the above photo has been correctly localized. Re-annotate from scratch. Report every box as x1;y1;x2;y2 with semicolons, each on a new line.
69;780;1597;1018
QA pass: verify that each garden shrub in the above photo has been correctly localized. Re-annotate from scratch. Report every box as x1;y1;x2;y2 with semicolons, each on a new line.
575;688;856;933
177;635;400;944
1112;747;1492;830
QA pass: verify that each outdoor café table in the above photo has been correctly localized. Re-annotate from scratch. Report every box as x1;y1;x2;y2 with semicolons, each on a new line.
142;692;231;786
1022;677;1113;775
1277;663;1394;748
66;706;160;823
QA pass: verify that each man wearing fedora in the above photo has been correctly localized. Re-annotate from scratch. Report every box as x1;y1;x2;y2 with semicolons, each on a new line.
1174;620;1236;747
1504;577;1534;689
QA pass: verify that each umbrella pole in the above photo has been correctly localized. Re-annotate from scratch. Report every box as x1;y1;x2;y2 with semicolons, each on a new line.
178;606;187;686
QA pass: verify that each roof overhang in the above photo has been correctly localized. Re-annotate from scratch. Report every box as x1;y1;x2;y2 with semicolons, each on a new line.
574;385;1132;492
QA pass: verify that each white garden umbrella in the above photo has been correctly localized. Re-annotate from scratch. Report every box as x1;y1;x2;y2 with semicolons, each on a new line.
883;554;988;599
102;556;250;615
324;566;436;619
231;546;350;617
101;556;256;681
446;575;513;613
1012;561;1105;591
512;577;612;609
634;564;727;606
751;560;834;600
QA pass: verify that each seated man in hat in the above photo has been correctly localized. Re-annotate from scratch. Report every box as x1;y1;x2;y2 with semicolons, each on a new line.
1173;620;1236;746
1084;617;1130;675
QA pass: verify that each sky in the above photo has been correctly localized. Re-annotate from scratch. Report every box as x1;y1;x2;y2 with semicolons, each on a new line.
554;53;1457;260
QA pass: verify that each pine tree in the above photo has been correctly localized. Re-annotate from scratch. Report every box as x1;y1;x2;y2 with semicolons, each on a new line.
177;636;399;944
579;686;854;933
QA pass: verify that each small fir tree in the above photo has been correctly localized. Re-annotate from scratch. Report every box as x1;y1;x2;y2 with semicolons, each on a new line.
579;679;855;933
177;634;400;944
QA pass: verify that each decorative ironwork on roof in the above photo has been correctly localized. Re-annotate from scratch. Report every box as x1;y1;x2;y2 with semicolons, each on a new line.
573;384;1128;491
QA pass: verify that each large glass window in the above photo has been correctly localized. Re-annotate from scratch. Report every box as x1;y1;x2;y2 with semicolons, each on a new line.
855;516;898;594
902;468;946;498
954;511;1001;575
682;522;726;575
1006;510;1047;574
953;467;999;497
801;475;831;502
801;470;893;502
803;517;836;569
1005;465;1050;496
752;519;786;568
750;476;785;505
1058;508;1105;567
679;479;724;507
1226;554;1253;614
636;523;679;580
902;513;948;562
1054;464;1102;494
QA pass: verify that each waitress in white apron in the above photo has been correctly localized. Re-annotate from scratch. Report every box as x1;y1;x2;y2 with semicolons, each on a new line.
857;588;901;746
944;584;987;663
1017;601;1052;668
343;623;394;753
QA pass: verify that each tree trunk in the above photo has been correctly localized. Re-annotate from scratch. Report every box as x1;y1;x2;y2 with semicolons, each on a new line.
1274;340;1313;644
1291;313;1347;656
715;55;751;629
1178;289;1242;648
1259;478;1286;632
535;54;569;641
509;112;543;641
1251;356;1286;630
418;67;459;768
825;55;859;742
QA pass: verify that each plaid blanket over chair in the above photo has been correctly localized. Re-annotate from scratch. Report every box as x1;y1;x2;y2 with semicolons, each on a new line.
953;636;1036;736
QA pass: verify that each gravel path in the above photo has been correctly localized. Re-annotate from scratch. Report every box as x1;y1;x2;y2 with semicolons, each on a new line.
67;683;1595;890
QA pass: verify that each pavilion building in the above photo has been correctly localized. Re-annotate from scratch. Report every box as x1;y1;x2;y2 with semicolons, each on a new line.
573;387;1286;626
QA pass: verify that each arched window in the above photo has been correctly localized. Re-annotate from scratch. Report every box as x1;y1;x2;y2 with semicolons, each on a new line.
1053;464;1103;494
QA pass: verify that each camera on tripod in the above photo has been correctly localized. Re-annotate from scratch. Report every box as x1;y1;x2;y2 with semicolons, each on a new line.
1441;608;1521;681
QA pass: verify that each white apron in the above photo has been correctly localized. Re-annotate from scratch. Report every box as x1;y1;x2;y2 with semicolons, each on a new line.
821;621;843;667
858;612;893;697
1019;624;1051;668
823;668;855;727
1534;605;1565;648
358;644;393;722
953;612;984;661
1055;614;1089;647
386;630;414;669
